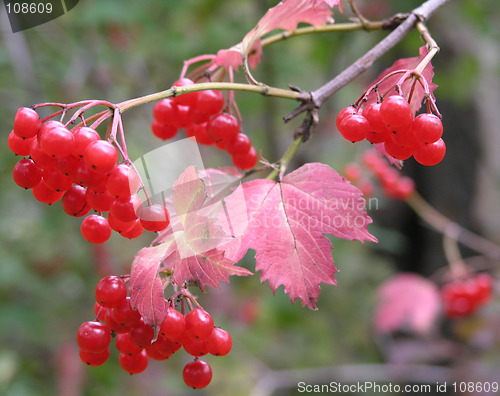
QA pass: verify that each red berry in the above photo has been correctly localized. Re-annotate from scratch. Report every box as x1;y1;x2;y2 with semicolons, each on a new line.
8;130;35;156
86;188;115;212
76;161;109;188
81;215;112;244
208;113;240;143
153;99;177;124
79;348;110;366
120;219;144;239
84;140;118;173
413;138;446;166
338;114;369;142
109;194;143;222
173;78;199;107
77;321;111;352
336;106;357;130
119;350;149;375
183;359;212;389
151;120;179;140
95;276;127;308
183;337;209;357
140;204;170;232
107;212;136;233
380;95;413;130
196;89;225;116
56;156;80;181
412;113;443;144
42;168;73;192
390;126;416;147
106;164;140;198
149;335;180;356
13;158;42;189
32;181;64;204
363;103;390;144
187;106;210;124
384;139;414;160
13;107;41;138
207;327;232;356
227;133;252;156
30;139;57;170
160;306;186;340
129;319;154;349
115;333;143;356
187;122;215;145
184;308;214;341
62;185;91;217
170;104;191;129
111;297;141;328
40;124;75;159
72;126;100;157
232;146;258;170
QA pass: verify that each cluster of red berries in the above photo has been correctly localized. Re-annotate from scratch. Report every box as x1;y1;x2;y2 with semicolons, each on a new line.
336;95;446;166
342;150;416;200
77;276;231;389
9;107;171;244
151;78;258;170
440;273;493;319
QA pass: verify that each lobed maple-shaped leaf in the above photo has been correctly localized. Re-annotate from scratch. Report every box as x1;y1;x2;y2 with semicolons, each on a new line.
220;163;377;309
215;0;342;70
374;273;441;335
129;166;252;330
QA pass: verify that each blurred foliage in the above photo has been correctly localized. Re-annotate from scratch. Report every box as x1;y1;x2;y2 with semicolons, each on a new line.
1;0;500;395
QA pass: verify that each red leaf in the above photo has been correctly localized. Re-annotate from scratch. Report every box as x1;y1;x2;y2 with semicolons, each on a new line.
221;163;377;309
366;46;437;113
374;273;441;335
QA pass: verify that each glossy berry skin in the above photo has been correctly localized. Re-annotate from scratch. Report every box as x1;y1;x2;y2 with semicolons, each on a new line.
196;90;225;116
72;127;100;158
106;164;140;198
384;139;414;160
40;124;75;159
183;338;209;357
412;113;443;144
183;359;212;389
363;103;390;144
8;131;35;156
85;188;115;212
95;276;127;308
140;204;170;232
153;98;177;124
207;327;232;356
119;349;149;375
187;122;215;145
208;113;240;143
81;215;112;244
110;194;143;222
227;133;252;156
184;308;214;341
110;297;141;327
79;348;110;366
77;321;111;352
84;140;118;173
338;114;369;142
413;138;446;166
32;181;64;204
232;146;258;170
172;78;199;107
107;212;136;234
30;140;57;170
120;219;144;239
13;107;41;138
160;306;186;340
115;333;143;356
129;319;155;349
380;95;413;130
149;335;181;356
13;158;42;189
62;185;91;217
336;106;357;130
151;119;179;140
42;168;73;192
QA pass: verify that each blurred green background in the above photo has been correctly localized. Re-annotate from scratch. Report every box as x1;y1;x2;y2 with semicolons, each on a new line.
1;0;500;395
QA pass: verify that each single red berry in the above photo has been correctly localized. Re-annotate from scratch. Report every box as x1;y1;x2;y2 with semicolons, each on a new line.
184;308;214;341
140;204;170;232
30;139;57;170
115;333;143;356
151;120;179;140
232;146;258;170
76;321;111;352
390;126;417;147
119;349;149;375
72;126;100;158
84;140;118;173
111;297;141;328
107;212;136;234
196;89;225;116
227;133;252;156
76;161;109;188
338;114;369;142
40;124;75;159
186;122;215;145
109;194;143;222
412;113;443;144
336;106;357;130
106;164;140;198
13;158;42;189
13;107;41;139
413;138;446;166
62;185;91;217
32;181;64;204
42;168;73;192
86;188;115;212
380;95;413;130
160;306;186;340
8;130;35;156
95;275;127;308
104;309;132;334
119;219;144;239
129;319;155;349
384;139;414;160
81;215;112;244
207;113;240;143
153;98;177;124
149;335;180;357
183;337;209;357
173;78;199;107
56;156;81;181
187;106;210;125
170;104;191;129
183;359;212;389
363;103;390;144
79;348;110;366
207;327;232;356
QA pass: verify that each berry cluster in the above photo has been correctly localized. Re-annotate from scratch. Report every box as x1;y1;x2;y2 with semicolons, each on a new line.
337;95;446;166
440;273;493;319
77;275;231;389
151;78;258;170
9;107;171;244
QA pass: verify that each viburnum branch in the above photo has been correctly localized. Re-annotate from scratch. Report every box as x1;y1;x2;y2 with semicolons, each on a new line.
414;20;440;75
347;0;371;30
406;192;500;261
